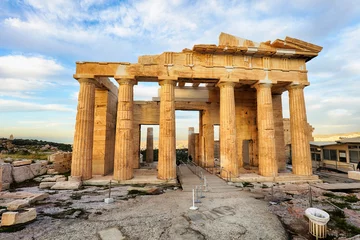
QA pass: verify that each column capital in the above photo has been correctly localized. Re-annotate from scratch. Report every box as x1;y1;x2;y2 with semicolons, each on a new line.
217;77;237;87
159;76;177;86
217;81;235;88
116;78;137;86
77;78;98;85
73;74;97;85
114;75;137;85
286;82;309;90
252;80;274;89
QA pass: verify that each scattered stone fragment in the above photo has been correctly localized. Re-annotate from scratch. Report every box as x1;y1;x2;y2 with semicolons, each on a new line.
39;182;56;189
68;176;81;182
127;186;163;195
47;169;59;175
33;176;44;182
29;162;48;176
0;163;13;184
51;181;82;190
2;183;10;190
56;177;67;182
6;199;30;210
98;227;125;240
1;208;37;226
42;175;64;182
12;166;35;183
12;160;32;167
26;193;49;203
104;198;114;204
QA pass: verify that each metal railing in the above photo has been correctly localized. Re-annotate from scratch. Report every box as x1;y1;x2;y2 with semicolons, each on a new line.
317;160;356;172
219;167;238;182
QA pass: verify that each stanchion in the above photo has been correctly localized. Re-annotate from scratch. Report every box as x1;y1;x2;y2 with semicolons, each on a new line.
189;188;198;210
199;185;205;198
204;176;208;192
195;186;201;203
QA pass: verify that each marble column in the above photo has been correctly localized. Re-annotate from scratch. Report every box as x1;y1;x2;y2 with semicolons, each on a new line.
288;83;312;175
71;78;96;180
146;127;154;163
194;133;200;165
272;94;286;171
133;124;140;168
158;77;176;180
219;81;238;178
202;110;214;167
198;112;204;166
113;78;135;181
188;127;195;160
256;82;278;177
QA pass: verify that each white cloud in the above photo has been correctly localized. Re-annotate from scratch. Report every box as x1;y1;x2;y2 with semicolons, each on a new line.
0;99;75;112
134;85;159;100
0;55;67;98
0;55;63;78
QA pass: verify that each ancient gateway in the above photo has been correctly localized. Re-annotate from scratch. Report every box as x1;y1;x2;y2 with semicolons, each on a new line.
71;33;322;183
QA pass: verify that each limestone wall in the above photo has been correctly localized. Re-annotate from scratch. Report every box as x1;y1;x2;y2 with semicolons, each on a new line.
48;152;72;174
92;89;117;175
0;160;49;190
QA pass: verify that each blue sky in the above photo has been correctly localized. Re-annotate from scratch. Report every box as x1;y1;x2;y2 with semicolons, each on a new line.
0;0;359;143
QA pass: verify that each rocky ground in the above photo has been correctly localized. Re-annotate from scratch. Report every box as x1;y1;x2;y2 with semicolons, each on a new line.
0;169;359;240
0;183;288;240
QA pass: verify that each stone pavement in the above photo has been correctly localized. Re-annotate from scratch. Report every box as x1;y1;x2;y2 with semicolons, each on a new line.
178;164;240;193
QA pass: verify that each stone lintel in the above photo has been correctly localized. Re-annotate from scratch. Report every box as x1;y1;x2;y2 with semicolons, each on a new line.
251;79;277;89
74;74;118;95
285;81;310;90
114;75;136;80
158;76;178;81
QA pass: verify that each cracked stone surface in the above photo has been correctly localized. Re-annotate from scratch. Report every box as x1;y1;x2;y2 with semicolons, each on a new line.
0;184;287;240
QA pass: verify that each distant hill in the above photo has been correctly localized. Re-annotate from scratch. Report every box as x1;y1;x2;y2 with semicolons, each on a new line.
0;138;72;154
314;132;360;142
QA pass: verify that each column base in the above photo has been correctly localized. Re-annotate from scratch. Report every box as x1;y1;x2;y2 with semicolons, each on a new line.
230;173;321;183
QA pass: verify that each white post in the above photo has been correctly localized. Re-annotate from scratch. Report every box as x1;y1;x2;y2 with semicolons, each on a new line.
189;189;198;210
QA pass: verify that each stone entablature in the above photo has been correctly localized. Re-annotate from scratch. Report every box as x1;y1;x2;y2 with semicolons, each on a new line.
75;32;322;89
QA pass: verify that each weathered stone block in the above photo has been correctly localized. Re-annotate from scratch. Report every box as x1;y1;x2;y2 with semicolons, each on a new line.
56;177;66;182
26;193;49;203
12;166;35;183
6;199;30;210
47;169;58;175
98;227;125;240
29;162;48;176
348;171;360;180
1;208;37;226
1;163;13;184
13;160;32;167
39;182;56;189
51;181;82;190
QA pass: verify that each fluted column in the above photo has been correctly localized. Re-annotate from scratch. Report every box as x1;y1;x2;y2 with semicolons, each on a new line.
256;82;278;177
288;83;312;175
71;78;96;180
194;133;200;165
188;127;195;160
219;81;238;178
272;94;286;171
202;110;214;167
113;78;135;181
158;77;176;180
146;127;154;163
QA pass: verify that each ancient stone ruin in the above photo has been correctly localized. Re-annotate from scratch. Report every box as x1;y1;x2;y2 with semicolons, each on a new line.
71;32;322;183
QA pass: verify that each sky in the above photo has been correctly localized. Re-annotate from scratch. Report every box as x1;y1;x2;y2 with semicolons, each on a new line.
0;0;359;144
